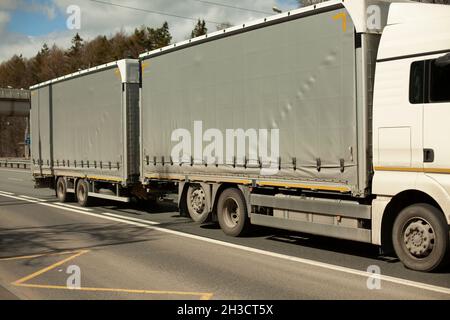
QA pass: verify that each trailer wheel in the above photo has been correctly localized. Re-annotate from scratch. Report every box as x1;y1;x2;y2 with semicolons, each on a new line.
76;179;91;207
393;204;449;272
56;177;70;203
217;188;250;237
186;184;209;223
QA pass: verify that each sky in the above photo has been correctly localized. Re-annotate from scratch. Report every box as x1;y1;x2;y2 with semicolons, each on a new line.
0;0;300;63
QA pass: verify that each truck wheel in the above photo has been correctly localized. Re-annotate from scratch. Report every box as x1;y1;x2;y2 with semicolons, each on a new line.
217;188;250;237
56;177;70;203
76;179;91;207
186;184;209;223
393;203;449;272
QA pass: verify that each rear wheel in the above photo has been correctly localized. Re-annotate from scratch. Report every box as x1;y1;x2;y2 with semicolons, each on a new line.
76;179;91;207
186;184;210;223
393;203;449;272
217;188;250;237
56;177;71;202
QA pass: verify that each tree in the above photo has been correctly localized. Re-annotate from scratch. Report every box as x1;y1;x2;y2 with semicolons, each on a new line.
0;22;173;157
148;21;172;50
191;19;207;38
67;33;84;71
216;22;233;31
40;43;50;56
83;35;112;67
297;0;325;7
69;33;84;56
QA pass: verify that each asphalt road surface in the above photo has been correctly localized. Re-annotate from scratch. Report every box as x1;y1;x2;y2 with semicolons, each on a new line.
0;168;449;300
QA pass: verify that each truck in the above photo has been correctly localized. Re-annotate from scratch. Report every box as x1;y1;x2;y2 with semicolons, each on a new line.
31;0;450;272
30;59;143;205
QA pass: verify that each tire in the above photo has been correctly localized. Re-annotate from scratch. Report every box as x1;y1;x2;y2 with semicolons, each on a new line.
76;179;91;207
392;203;449;272
56;177;69;203
217;188;250;237
186;184;210;223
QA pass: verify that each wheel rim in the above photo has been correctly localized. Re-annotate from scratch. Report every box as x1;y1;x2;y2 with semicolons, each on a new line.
190;187;206;215
222;198;240;228
78;183;86;202
402;217;436;258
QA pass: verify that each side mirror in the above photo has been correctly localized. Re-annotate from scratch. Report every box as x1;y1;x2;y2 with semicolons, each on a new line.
435;53;450;67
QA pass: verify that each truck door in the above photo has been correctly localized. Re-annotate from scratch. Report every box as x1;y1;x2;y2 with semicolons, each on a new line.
423;53;450;176
375;57;425;171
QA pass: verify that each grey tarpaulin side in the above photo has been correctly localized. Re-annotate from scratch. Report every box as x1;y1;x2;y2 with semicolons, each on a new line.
141;7;371;196
30;60;140;184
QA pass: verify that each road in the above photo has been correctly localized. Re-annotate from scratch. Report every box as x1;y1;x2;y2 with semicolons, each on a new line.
0;168;449;300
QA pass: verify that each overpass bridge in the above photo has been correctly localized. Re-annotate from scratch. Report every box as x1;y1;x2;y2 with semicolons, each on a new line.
0;88;31;158
0;88;30;116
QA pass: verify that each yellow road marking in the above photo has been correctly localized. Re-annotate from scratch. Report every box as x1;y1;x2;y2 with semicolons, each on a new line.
14;283;213;300
3;249;213;300
333;12;347;32
0;250;86;262
13;250;89;285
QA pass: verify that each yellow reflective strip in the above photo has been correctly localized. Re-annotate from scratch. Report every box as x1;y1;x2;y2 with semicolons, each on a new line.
86;175;123;182
374;167;450;174
146;174;184;180
257;181;350;192
373;167;423;173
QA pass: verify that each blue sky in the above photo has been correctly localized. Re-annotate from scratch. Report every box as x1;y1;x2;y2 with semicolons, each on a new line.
0;0;300;62
7;4;66;36
5;0;299;36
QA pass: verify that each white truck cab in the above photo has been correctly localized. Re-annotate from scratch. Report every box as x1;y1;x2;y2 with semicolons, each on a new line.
372;2;450;271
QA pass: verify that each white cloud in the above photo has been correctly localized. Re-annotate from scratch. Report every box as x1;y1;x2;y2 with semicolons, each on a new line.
0;0;298;62
0;11;11;35
0;0;18;11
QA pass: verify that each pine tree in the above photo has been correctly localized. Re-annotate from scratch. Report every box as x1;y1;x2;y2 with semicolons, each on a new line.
67;33;84;71
69;33;84;56
147;22;172;51
191;19;207;38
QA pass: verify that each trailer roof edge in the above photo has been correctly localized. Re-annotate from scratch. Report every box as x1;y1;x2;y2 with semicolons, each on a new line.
139;0;403;60
29;59;140;90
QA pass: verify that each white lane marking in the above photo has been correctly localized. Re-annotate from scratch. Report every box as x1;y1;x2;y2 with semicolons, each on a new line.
55;203;92;212
0;191;14;195
101;212;160;225
8;178;23;182
20;195;49;201
1;191;449;296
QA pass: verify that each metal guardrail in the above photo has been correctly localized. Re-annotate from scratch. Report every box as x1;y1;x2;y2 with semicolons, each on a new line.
0;158;31;169
0;88;30;100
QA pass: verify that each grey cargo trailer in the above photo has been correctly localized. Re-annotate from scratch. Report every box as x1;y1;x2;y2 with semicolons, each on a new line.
139;0;390;241
30;59;141;204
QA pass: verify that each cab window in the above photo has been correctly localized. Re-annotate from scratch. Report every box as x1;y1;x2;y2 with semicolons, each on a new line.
429;57;450;103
